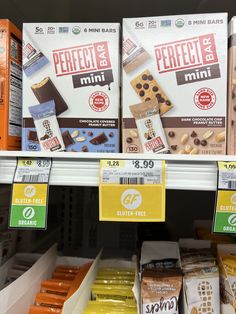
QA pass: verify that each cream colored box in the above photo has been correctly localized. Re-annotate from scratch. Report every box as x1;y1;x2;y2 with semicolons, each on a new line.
122;13;228;155
227;17;236;155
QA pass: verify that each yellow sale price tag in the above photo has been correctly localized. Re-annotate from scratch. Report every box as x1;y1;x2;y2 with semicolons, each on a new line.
99;159;165;222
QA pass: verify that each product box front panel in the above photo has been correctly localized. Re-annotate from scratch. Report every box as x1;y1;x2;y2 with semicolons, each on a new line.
0;20;22;150
227;17;236;155
22;23;120;153
122;13;227;154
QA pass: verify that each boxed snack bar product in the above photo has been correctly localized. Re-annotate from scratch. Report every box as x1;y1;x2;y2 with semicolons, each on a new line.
29;262;92;313
217;244;236;310
180;239;220;314
0;20;22;150
228;17;236;155
22;23;120;153
122;13;228;154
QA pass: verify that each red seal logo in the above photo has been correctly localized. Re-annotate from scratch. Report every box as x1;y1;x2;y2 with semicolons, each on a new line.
194;88;216;110
89;91;109;112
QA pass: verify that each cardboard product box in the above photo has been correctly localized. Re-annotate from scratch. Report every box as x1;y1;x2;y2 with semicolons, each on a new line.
122;13;228;155
70;256;140;314
0;20;22;150
22;23;120;153
227;17;236;155
0;244;96;314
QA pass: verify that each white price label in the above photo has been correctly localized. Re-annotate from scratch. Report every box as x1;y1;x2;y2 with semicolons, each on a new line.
14;158;52;183
101;159;163;185
218;162;236;190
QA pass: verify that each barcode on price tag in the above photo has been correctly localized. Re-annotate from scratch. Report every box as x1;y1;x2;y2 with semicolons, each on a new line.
119;177;144;185
100;159;163;185
14;158;52;183
218;162;236;190
21;174;47;183
228;181;236;189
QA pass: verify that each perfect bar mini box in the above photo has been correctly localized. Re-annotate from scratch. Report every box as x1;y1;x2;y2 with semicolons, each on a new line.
22;23;120;153
228;17;236;155
0;20;22;150
122;13;228;155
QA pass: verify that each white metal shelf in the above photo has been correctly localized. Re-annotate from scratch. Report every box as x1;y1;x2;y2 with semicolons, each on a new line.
0;151;235;190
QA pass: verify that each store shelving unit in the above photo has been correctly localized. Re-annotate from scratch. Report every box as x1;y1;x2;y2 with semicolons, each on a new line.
0;151;235;190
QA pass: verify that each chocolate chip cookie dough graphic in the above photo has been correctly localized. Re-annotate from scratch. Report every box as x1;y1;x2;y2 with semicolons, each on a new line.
31;77;68;116
131;69;173;116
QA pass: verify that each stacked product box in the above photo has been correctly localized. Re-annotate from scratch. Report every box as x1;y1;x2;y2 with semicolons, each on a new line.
227;17;236;155
22;23;120;153
122;13;228;155
0;20;22;150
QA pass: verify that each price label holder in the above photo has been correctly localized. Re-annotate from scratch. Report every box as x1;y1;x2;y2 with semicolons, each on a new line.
213;161;236;234
99;159;166;222
9;158;52;229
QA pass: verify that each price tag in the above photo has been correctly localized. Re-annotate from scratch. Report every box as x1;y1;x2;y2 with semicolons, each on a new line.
99;159;165;222
213;161;236;234
14;159;51;183
9;158;52;229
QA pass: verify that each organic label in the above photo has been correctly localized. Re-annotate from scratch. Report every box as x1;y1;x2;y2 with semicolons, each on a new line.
9;158;51;229
9;183;48;229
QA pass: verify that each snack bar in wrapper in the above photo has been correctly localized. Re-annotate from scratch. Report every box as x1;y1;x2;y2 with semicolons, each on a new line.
140;242;182;314
180;240;220;314
122;24;150;74
218;244;236;310
142;269;182;314
29;100;65;152
129;99;170;154
23;29;49;77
